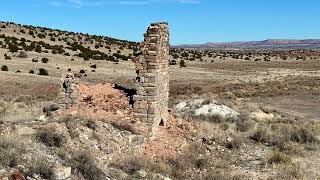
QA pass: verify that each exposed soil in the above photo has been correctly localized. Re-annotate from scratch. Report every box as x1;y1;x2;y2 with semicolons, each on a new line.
254;94;320;121
143;114;196;160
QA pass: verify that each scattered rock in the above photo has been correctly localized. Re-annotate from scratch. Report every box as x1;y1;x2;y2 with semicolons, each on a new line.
16;51;28;58
250;110;275;121
153;173;172;180
15;127;36;136
108;168;128;179
52;165;72;180
194;102;239;119
135;169;147;178
0;169;26;180
43;104;60;117
11;171;25;180
35;115;47;122
174;98;239;120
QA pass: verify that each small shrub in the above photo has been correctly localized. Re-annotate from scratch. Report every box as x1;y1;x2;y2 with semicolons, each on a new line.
90;64;97;69
201;98;211;105
169;60;177;65
28;30;34;36
120;159;142;175
4;54;11;60
15;70;21;73
236;113;254;132
220;122;230;131
1;65;8;71
67;68;72;72
250;127;271;144
29;70;34;74
41;58;49;63
79;69;86;74
17;51;28;58
225;135;243;150
37;129;65;147
291;128;319;144
180;60;186;68
86;120;97;130
26;159;53;179
166;143;212;179
8;44;19;53
70;153;106;179
38;68;49;76
0;135;25;167
268;151;291;165
202;114;225;123
35;45;42;53
32;58;38;62
275;163;305;179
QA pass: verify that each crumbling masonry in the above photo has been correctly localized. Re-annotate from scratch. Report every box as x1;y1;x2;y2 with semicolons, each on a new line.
133;22;170;134
58;23;170;136
59;73;79;110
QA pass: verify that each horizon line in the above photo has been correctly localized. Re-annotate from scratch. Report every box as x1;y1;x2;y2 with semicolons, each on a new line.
2;20;320;46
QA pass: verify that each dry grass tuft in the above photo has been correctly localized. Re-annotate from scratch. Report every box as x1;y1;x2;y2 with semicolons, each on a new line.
225;134;243;150
236;113;254;132
69;152;106;180
0;135;26;168
26;158;54;179
267;151;292;165
291;127;319;144
37;128;65;148
274;163;306;179
250;123;319;150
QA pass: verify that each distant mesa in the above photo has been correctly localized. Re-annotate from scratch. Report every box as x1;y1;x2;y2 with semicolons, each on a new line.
174;39;320;49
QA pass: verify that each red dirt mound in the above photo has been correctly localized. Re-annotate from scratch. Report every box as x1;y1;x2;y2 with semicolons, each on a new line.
143;114;196;160
64;83;196;158
68;83;134;120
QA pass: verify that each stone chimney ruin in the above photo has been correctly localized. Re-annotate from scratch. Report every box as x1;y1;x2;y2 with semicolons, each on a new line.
133;22;170;135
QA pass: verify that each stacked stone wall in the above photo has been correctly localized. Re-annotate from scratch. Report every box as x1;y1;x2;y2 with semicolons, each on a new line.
133;22;170;134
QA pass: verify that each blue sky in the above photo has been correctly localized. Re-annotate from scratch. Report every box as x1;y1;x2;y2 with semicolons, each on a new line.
0;0;320;44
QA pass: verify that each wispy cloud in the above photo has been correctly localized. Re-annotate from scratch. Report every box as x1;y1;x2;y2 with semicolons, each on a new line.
48;0;201;8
